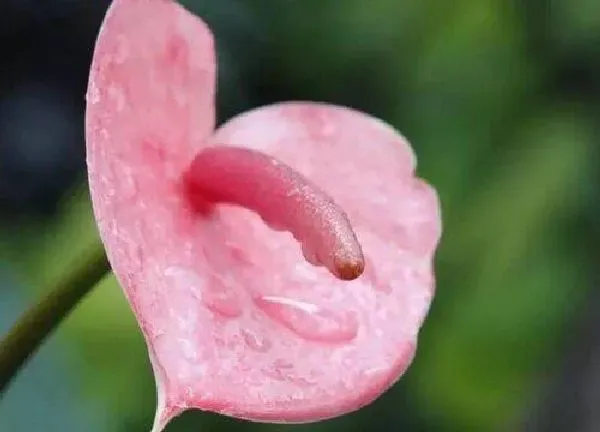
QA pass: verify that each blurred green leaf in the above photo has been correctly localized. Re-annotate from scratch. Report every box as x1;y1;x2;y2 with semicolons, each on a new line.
407;107;592;430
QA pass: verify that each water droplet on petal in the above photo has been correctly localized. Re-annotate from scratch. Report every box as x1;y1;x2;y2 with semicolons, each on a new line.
241;328;272;352
265;358;314;386
203;274;243;318
254;296;359;344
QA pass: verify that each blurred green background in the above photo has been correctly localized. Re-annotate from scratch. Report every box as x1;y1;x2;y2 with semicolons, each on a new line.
0;0;595;431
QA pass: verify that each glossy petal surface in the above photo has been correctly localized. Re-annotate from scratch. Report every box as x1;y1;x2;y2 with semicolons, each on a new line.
86;0;442;429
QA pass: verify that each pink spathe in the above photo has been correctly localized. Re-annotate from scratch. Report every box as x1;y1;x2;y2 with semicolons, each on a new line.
85;0;442;430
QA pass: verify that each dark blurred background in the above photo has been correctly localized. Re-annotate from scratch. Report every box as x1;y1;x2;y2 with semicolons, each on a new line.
0;0;596;431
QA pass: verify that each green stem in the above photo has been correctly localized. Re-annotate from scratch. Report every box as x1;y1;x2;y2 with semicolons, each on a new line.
0;242;111;396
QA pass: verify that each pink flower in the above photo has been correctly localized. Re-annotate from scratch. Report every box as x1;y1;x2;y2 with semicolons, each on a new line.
85;0;442;430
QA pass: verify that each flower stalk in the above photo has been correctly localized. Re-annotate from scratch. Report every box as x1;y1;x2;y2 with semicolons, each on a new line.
0;242;110;396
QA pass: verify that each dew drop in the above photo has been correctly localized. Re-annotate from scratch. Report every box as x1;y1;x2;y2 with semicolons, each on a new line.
203;275;243;318
265;359;314;386
254;296;359;344
241;328;272;353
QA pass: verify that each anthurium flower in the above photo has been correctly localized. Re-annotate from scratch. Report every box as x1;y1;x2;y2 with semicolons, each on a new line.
85;0;442;430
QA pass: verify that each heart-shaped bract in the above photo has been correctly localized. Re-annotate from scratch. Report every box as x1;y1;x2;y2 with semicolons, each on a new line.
85;0;442;430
